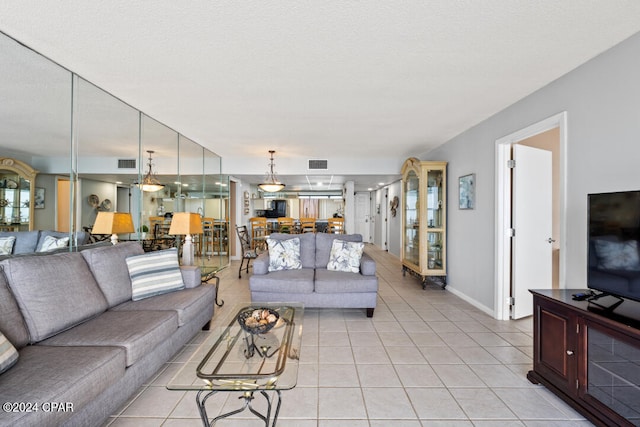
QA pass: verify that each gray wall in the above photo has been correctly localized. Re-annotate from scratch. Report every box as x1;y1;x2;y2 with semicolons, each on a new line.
419;31;640;312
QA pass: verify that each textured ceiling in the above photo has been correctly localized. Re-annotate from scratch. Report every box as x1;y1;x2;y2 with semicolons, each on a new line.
1;1;640;190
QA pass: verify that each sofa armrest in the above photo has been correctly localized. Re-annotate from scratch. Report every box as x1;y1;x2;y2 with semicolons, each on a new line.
360;253;376;276
252;253;270;275
180;265;202;288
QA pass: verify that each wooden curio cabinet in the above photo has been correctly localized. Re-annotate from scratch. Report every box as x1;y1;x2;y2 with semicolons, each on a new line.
400;158;447;288
0;157;38;232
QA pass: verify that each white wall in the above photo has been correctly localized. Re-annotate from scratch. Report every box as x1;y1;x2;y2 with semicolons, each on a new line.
419;31;640;312
387;181;402;257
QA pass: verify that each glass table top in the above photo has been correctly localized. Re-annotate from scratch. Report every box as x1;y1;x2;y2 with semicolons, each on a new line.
167;302;304;392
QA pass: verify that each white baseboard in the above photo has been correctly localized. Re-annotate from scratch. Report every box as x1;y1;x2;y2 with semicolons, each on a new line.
445;285;495;318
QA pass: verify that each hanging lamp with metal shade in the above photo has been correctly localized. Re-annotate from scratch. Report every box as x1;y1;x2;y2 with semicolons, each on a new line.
139;150;165;192
258;150;285;192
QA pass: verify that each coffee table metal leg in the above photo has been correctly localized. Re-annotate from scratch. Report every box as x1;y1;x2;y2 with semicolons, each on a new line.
196;389;283;426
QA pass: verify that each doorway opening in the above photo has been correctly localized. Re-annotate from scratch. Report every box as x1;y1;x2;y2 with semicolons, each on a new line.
495;112;567;320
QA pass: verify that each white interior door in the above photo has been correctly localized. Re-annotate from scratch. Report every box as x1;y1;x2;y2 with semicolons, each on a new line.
354;192;371;242
512;144;553;319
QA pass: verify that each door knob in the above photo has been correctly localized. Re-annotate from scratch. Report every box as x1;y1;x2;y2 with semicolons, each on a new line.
547;238;556;244
566;350;574;356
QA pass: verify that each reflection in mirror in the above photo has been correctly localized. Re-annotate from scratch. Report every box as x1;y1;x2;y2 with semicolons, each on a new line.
75;77;139;245
0;31;72;240
203;148;227;269
0;31;228;271
140;114;178;251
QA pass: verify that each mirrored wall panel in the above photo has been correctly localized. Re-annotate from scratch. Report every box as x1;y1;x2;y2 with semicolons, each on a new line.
0;31;227;271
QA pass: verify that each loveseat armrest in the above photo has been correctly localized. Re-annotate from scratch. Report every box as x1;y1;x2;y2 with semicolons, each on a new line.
180;265;202;288
252;253;270;275
360;252;376;276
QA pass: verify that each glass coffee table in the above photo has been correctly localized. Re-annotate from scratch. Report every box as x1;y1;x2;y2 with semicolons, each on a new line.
167;302;304;426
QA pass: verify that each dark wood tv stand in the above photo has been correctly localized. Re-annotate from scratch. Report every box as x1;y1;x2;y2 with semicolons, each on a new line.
528;289;640;427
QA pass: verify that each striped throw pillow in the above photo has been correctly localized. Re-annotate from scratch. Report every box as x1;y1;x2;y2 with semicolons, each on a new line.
0;331;18;374
126;248;185;301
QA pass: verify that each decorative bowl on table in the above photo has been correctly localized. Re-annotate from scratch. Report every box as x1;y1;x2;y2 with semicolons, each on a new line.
237;307;280;335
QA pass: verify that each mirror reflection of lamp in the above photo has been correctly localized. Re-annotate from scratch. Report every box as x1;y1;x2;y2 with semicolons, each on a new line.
92;212;135;245
169;212;203;266
139;150;165;192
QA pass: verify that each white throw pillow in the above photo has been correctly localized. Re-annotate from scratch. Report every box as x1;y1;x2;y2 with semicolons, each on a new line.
327;239;365;273
267;237;302;272
37;235;70;252
0;331;19;374
126;248;185;301
0;236;16;255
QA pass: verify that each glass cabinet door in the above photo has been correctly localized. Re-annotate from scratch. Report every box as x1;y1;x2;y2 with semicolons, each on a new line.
426;169;443;229
426;169;444;270
404;170;419;267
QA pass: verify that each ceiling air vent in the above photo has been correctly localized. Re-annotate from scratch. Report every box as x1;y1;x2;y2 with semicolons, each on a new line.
308;159;328;170
118;159;136;169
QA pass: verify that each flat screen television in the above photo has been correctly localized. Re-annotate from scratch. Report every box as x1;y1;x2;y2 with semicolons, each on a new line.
587;190;640;304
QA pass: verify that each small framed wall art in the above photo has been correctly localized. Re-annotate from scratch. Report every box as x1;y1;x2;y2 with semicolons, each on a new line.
458;174;475;210
34;187;45;209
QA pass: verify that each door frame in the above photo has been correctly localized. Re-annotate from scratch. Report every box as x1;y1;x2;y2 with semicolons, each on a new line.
494;111;568;320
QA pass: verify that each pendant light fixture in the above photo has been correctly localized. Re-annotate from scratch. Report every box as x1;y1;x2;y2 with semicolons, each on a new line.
258;150;285;193
140;150;165;192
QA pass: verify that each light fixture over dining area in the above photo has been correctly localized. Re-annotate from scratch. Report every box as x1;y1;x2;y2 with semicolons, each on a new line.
139;150;165;192
258;150;285;193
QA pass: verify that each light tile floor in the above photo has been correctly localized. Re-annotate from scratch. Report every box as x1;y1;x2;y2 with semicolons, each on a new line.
104;245;595;426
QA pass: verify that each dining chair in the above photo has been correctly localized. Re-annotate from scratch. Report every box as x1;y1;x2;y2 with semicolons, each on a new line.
277;217;295;233
299;217;316;233
236;225;258;278
326;217;345;234
249;217;268;250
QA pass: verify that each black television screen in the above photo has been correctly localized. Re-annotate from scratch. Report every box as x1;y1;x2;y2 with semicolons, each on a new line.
588;190;640;303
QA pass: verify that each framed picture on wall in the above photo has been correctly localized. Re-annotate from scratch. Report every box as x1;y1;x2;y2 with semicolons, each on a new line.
459;174;475;209
34;187;45;209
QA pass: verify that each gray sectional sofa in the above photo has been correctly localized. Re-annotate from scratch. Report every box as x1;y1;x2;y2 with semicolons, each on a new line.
249;233;378;317
0;230;90;255
0;241;216;427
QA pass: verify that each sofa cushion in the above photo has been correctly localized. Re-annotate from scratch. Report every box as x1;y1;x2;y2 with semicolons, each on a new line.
0;230;39;254
82;241;145;307
249;268;315;294
37;235;69;252
0;270;29;348
267;232;316;268
360;253;377;276
0;331;18;374
0;252;108;343
267;237;302;271
0;345;125;426
0;236;15;255
327;239;365;273
315;269;379;293
112;284;215;326
315;233;363;268
40;310;178;366
126;248;185;301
